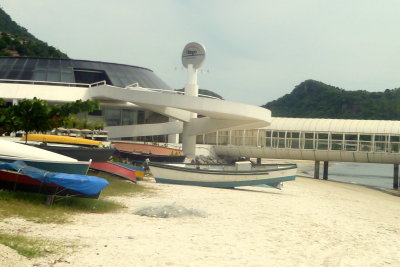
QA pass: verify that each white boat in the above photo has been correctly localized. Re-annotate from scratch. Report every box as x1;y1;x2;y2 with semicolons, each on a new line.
0;139;90;174
148;161;297;189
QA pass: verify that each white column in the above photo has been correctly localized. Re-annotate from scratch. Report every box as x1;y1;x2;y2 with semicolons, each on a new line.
182;64;199;157
167;118;179;143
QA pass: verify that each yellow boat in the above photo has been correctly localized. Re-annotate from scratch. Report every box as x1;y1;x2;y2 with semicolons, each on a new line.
21;134;103;147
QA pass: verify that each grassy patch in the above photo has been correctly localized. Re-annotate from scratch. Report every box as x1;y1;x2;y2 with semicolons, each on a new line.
90;170;147;197
0;171;151;223
0;232;59;258
0;190;124;223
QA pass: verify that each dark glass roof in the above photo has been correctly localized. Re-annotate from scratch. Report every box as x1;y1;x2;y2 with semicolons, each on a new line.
0;57;171;89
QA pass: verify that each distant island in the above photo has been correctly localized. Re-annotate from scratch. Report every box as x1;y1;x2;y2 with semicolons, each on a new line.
262;79;400;120
0;7;67;58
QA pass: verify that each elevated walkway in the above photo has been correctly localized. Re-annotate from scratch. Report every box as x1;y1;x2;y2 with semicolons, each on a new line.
205;117;400;189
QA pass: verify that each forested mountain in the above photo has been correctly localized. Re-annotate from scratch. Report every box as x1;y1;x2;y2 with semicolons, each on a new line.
0;7;68;58
263;80;400;120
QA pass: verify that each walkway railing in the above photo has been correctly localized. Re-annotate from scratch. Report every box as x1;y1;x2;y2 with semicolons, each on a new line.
0;79;106;88
124;84;221;100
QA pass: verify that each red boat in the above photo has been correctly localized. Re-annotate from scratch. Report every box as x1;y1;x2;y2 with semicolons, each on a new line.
90;162;136;182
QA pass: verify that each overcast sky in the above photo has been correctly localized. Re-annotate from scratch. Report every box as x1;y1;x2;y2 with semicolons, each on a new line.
2;0;400;105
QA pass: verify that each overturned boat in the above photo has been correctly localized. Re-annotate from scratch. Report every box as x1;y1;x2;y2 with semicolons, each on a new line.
0;139;91;174
0;160;109;198
148;161;297;189
21;134;114;162
90;162;137;182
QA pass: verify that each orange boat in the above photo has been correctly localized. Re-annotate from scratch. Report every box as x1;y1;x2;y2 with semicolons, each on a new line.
112;142;185;163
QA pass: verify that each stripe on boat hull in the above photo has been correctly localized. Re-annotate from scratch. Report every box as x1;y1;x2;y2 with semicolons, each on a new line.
154;175;296;188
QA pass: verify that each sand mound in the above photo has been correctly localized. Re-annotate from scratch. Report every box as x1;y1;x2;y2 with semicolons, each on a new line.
134;203;207;218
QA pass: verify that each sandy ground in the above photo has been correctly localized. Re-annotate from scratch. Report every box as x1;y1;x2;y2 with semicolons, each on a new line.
1;161;400;267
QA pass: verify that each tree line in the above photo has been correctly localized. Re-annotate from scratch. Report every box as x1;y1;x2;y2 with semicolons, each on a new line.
0;98;99;139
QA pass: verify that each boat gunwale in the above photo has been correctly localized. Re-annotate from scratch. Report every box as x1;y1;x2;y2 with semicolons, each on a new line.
0;155;90;165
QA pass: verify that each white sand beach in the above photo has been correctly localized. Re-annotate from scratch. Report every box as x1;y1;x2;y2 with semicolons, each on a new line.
1;162;400;267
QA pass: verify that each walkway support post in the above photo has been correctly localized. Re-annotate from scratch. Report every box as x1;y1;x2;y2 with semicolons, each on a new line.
323;161;329;180
314;161;320;179
256;158;261;164
394;164;399;189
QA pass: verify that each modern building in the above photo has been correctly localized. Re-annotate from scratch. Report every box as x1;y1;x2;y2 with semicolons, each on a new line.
0;56;271;156
1;56;400;188
0;56;172;140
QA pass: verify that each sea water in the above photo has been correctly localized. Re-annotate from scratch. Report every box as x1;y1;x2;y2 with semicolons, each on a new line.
321;162;395;189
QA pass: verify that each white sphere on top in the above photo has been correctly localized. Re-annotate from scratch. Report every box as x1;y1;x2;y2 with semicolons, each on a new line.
181;42;206;69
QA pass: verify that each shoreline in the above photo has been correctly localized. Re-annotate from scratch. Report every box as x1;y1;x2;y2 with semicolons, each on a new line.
1;170;400;266
263;158;400;197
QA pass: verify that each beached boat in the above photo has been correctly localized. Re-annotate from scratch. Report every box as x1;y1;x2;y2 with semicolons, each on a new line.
21;134;114;162
149;161;297;189
33;143;114;162
90;162;137;182
110;162;145;180
115;149;186;163
21;133;103;147
0;160;108;198
0;139;90;174
113;141;186;163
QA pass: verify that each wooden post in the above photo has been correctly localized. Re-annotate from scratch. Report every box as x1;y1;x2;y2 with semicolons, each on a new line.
394;164;399;189
46;195;55;205
314;160;320;179
256;158;261;164
323;161;329;180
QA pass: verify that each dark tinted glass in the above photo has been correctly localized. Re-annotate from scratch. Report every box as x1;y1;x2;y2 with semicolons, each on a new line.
0;57;170;89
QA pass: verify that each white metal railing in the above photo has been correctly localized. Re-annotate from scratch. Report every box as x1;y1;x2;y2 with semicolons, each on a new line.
0;79;220;100
125;82;139;88
0;78;107;88
124;86;221;100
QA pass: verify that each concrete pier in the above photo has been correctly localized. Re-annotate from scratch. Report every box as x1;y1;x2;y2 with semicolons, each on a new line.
314;161;320;179
323;161;329;180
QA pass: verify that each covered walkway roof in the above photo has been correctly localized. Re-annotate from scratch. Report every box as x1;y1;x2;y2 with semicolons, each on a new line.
265;117;400;134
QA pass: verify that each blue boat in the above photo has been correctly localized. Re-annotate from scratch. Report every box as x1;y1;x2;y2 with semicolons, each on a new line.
0;160;109;198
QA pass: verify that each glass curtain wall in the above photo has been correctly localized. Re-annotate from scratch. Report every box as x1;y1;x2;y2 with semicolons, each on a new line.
201;129;400;153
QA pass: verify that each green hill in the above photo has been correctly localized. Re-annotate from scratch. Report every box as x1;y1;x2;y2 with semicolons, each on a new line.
263;80;400;120
0;7;68;58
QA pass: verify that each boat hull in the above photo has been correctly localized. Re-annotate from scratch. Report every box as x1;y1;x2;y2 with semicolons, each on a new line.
34;145;114;162
22;134;103;147
149;162;297;188
111;162;145;179
0;156;90;175
0;170;101;198
90;162;136;182
154;175;296;188
0;139;90;174
115;150;186;163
